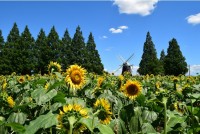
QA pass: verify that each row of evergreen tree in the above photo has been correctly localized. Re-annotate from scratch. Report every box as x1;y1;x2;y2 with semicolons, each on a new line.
138;32;188;76
0;23;104;75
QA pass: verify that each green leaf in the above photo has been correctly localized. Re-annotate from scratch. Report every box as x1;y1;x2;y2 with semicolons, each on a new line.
129;107;142;134
33;78;46;86
50;102;63;112
110;118;127;134
97;124;114;134
141;123;156;133
6;122;25;133
136;94;146;106
23;111;58;134
53;92;66;104
7;112;27;124
166;111;186;132
31;88;57;105
119;104;134;123
142;110;157;123
49;81;65;90
79;118;94;132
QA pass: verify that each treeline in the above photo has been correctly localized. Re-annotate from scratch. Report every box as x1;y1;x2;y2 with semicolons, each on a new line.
0;23;104;75
138;32;188;76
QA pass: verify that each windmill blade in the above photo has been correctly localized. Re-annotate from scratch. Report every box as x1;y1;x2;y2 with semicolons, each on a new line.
118;55;126;63
125;53;134;63
113;65;123;74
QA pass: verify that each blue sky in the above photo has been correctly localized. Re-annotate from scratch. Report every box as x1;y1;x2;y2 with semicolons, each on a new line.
0;0;200;75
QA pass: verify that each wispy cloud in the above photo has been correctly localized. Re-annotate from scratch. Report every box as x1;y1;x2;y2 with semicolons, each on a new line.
109;25;128;34
99;35;108;39
113;0;158;16
186;13;200;25
105;47;113;51
190;65;200;75
102;35;108;39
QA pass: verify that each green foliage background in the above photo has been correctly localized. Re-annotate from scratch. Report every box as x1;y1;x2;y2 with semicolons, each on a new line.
0;23;104;75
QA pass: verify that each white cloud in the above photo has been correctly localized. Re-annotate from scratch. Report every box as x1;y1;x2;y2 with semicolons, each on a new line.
119;25;128;29
99;35;108;39
109;28;123;33
186;13;200;25
102;36;108;39
113;0;158;16
109;25;128;34
189;65;200;76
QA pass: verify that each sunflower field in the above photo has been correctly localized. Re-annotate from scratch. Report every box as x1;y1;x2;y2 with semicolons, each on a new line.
0;62;199;134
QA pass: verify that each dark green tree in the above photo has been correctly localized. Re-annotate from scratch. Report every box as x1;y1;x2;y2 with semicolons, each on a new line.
47;26;61;63
18;25;35;74
138;32;162;75
35;29;49;74
159;49;165;75
160;49;165;63
0;30;4;49
61;28;72;70
0;30;6;74
3;23;21;74
164;38;188;76
86;32;104;74
7;22;20;43
71;26;88;68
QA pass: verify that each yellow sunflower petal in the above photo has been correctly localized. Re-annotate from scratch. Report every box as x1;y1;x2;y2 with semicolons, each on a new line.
65;65;86;90
122;80;142;100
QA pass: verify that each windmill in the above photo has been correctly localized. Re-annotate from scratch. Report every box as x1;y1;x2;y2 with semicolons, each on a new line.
114;53;134;75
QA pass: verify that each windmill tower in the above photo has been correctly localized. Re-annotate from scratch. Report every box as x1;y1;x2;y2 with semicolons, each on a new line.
114;53;134;75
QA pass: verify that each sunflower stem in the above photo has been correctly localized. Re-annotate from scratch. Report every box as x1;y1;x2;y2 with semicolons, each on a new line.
162;97;168;134
68;116;77;134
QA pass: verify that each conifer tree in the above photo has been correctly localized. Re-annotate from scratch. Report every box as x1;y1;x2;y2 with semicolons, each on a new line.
159;49;165;75
7;22;20;43
160;49;165;63
4;23;21;74
0;30;4;49
71;26;88;68
0;30;7;74
61;28;72;70
86;32;104;74
47;26;61;63
35;29;49;74
18;25;35;74
138;32;162;75
164;38;188;76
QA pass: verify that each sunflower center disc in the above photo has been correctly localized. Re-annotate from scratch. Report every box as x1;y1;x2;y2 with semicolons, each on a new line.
127;85;138;95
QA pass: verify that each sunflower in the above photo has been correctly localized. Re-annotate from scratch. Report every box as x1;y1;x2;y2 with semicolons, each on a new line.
26;75;32;81
57;104;88;130
65;65;86;90
176;84;183;93
155;81;161;89
18;76;25;84
173;77;179;83
48;61;62;73
118;75;124;81
97;76;104;87
44;83;50;90
121;80;142;100
173;102;184;114
2;80;7;90
94;98;112;124
7;96;15;108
